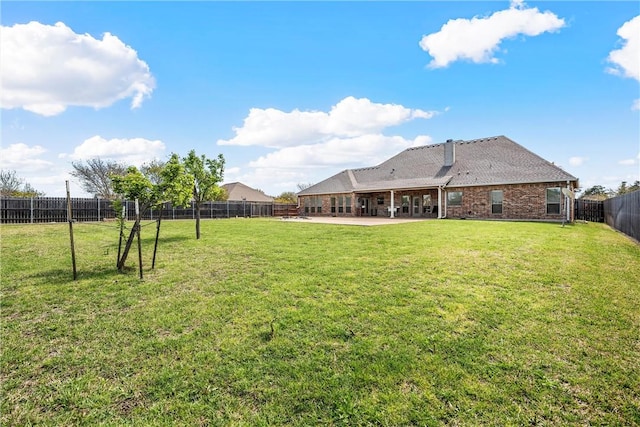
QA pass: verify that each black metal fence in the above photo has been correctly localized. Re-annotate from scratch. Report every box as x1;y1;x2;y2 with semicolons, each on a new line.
604;190;640;243
0;197;299;224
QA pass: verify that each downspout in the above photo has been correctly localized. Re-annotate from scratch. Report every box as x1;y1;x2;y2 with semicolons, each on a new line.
390;190;395;218
438;185;446;219
566;181;571;223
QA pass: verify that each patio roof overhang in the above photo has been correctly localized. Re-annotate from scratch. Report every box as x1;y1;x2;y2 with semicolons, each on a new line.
353;176;453;193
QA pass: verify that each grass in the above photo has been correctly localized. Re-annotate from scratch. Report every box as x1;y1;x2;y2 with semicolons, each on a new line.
1;218;639;426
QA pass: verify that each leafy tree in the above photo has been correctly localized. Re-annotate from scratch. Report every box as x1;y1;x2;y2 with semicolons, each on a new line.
579;185;611;200
0;170;44;197
183;150;225;239
275;191;297;203
617;180;640;195
616;181;628;196
111;154;192;271
70;158;127;199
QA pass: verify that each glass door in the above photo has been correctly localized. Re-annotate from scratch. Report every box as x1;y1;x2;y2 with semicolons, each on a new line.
412;196;421;216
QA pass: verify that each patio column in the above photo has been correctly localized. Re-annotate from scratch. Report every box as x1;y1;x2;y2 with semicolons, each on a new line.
437;186;443;219
390;190;395;218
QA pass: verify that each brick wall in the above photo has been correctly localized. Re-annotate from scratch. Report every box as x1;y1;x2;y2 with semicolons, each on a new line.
443;182;573;221
299;181;574;221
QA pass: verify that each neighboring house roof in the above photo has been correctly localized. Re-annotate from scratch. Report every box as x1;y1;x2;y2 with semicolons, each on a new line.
222;182;274;202
298;135;578;196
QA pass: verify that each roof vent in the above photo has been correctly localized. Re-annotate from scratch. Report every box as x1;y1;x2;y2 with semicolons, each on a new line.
444;140;455;167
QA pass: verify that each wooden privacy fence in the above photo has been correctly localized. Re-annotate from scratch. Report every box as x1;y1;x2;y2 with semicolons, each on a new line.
1;197;299;224
604;190;640;243
575;192;640;243
574;199;604;223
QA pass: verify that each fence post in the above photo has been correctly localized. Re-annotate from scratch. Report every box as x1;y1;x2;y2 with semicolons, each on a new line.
65;181;77;280
97;197;101;221
30;197;34;224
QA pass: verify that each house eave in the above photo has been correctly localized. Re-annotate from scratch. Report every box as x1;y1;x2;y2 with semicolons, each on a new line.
444;177;579;189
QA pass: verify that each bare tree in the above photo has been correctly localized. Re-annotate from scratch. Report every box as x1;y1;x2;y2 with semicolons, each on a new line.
140;159;166;185
70;158;127;199
0;170;44;197
296;182;314;192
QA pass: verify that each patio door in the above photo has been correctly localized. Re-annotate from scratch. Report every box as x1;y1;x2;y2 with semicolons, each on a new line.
361;198;370;216
412;196;421;216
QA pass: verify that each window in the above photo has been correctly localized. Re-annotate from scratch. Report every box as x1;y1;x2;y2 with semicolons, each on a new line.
448;191;462;206
423;194;432;214
345;196;352;213
331;197;336;213
546;188;561;214
401;195;410;213
338;196;343;213
377;196;385;205
304;197;310;214
491;190;503;214
316;196;322;214
310;196;316;213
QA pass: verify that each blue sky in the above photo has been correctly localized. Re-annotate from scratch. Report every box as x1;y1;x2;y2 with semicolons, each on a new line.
2;1;639;198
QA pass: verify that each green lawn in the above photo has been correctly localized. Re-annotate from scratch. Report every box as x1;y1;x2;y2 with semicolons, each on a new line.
1;218;639;426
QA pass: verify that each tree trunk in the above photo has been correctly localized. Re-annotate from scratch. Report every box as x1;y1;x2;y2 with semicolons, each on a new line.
117;220;139;271
152;208;163;269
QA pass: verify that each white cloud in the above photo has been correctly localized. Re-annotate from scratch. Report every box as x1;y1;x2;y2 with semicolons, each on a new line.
419;0;565;68
569;156;587;167
60;135;166;166
619;158;636;166
219;97;438;195
249;134;431;169
0;21;155;116
606;15;640;82
217;96;437;147
633;99;640;111
0;143;53;171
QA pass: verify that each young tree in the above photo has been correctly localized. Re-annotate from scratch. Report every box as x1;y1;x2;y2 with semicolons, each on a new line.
183;150;225;239
111;154;192;271
0;170;44;197
70;158;127;199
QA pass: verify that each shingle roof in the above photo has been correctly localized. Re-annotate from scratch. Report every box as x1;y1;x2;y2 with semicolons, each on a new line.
298;135;577;196
222;182;274;202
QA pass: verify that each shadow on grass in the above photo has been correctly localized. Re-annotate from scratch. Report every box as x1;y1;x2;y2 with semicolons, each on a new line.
140;235;192;245
20;264;151;286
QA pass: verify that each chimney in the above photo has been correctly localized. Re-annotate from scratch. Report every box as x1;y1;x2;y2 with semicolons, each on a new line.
444;139;455;167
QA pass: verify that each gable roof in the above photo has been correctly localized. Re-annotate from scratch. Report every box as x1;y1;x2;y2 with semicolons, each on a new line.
222;182;274;202
298;135;578;196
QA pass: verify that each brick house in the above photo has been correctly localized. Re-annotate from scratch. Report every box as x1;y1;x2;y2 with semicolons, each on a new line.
297;136;579;221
